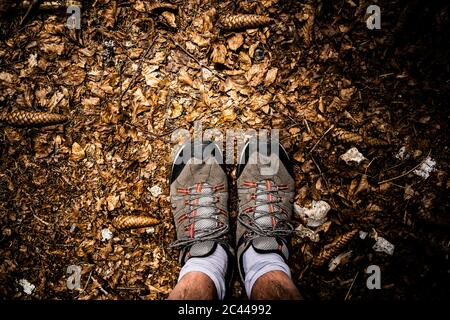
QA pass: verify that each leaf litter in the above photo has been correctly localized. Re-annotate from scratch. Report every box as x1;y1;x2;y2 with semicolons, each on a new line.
0;0;449;300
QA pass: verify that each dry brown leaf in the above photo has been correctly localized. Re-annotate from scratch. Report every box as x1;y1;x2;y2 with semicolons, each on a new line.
246;61;269;86
178;68;193;86
133;87;150;107
238;51;252;71
248;42;260;58
102;1;117;29
162;11;177;28
106;194;120;211
129;48;144;59
264;67;278;86
340;87;356;101
47;91;64;110
190;33;210;47
71;142;85;162
221;108;237;122
41;36;65;56
142;64;160;88
82;97;101;108
148;51;166;64
249;93;272;110
318;96;325;113
170;100;183;119
0;71;15;83
211;44;227;64
63;66;85;86
227;33;244;51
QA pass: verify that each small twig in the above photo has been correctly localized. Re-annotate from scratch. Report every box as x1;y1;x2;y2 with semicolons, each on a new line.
344;271;359;300
83;270;93;292
33;213;50;226
378;150;431;185
169;36;225;81
19;0;40;27
308;124;335;154
303;119;311;133
365;157;377;175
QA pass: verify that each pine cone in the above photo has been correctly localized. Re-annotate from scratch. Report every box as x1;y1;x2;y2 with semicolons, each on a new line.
332;128;363;144
0;111;68;126
146;2;177;12
313;229;358;267
66;1;83;8
364;136;390;147
219;14;273;30
112;215;160;231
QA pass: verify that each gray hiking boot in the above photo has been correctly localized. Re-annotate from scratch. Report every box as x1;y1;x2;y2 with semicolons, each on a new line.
169;140;234;280
236;139;295;281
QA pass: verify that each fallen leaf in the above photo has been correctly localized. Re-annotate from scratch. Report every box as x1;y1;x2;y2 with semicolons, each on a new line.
221;108;237;122
264;67;278;86
71;143;85;162
162;11;177;28
170;100;183;119
178;68;193;86
227;33;244;51
211;44;227;64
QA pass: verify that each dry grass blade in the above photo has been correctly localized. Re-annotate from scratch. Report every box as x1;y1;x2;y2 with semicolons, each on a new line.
112;215;160;231
313;229;358;267
219;14;273;30
0;111;68;126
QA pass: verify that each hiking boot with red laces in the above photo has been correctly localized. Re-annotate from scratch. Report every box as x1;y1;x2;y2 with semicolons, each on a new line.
236;139;295;281
169;140;234;277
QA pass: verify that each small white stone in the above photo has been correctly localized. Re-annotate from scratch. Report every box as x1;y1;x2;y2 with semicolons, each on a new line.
149;185;162;198
19;279;35;295
295;200;331;227
359;231;368;239
372;237;395;255
413;156;436;179
101;228;113;242
395;146;409;160
340;147;365;164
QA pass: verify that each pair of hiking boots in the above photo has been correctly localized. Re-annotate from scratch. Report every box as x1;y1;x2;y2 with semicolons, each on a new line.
169;139;295;286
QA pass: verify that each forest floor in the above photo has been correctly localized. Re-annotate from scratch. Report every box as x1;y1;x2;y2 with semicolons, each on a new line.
0;0;449;300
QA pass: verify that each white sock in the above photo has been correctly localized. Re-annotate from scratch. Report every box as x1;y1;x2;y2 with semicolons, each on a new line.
178;245;228;300
243;246;291;297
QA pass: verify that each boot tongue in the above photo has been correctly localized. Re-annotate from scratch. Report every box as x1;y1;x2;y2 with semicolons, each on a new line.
252;237;289;260
187;240;216;258
255;181;276;228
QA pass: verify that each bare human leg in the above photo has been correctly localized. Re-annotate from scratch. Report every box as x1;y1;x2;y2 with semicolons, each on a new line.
167;272;217;300
250;270;302;300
